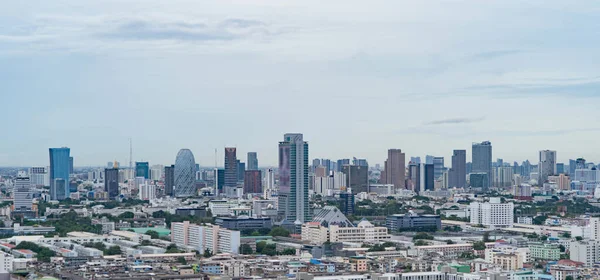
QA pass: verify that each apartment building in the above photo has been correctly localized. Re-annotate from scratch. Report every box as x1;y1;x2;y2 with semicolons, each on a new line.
302;220;390;245
171;221;240;254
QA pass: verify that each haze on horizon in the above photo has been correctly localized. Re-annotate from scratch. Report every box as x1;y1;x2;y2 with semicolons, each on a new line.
1;0;600;167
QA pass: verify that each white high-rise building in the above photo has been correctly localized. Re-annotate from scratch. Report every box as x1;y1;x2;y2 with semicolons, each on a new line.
469;197;514;228
539;150;557;184
13;172;33;212
139;184;156;201
278;133;310;223
171;221;240;254
29;167;49;187
0;252;13;273
150;165;164;181
570;240;600;267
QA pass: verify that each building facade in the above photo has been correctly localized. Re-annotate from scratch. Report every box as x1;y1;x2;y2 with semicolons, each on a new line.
278;133;310;223
342;164;369;194
105;167;119;199
49;147;71;200
448;150;466;188
171;221;240;254
472;141;492;190
164;165;175;196
384;149;406;190
386;214;441;232
539;150;557;184
224;148;238;189
135;162;150;179
469;198;514;228
174;149;196;197
243;170;262;194
247;152;258;170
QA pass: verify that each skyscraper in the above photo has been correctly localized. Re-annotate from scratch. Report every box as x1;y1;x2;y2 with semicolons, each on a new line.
278;133;310;223
164;165;175;196
214;168;225;195
352;158;368;167
135;162;150;179
407;162;420;192
433;157;445;180
244;170;262;194
174;149;196;197
472;141;492;190
224;148;238;189
385;149;406;190
539;150;557;184
105;164;119;199
237;161;246;181
576;158;587;170
410;157;421;164
69;156;74;174
556;163;565;175
13;171;33;213
342;164;369;194
449;150;466;188
420;164;434;193
49;147;71;200
247;152;258;170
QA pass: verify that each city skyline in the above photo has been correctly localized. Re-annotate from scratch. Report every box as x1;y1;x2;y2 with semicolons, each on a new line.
1;1;600;167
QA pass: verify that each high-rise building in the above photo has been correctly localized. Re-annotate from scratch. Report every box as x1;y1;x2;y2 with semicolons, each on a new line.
247;152;258;170
466;162;472;174
410;157;421;164
49;147;71;200
139;184;156;200
237;161;246;181
342;164;369;194
539;150;557;184
407;162;420;192
433;157;445;180
385;149;406;190
556;163;565;174
448;150;466;188
352;158;368;167
105;164;119;199
13;172;33;213
469;197;514;228
69;156;74;174
135;162;150;179
576;158;587;170
263;168;276;200
278;133;310;223
469;173;490;190
29;167;49;187
420;164;434;193
164;165;175;196
174;149;197;197
321;159;332;174
339;192;355;216
224;148;238;189
495;166;514;187
243;170;262;194
214;168;225;195
472;141;492;189
171;221;240;254
425;155;434;165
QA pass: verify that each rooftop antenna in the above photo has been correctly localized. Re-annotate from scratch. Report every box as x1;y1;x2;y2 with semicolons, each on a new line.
129;138;133;171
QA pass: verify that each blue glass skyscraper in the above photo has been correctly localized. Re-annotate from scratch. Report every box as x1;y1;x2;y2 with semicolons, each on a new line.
49;147;71;200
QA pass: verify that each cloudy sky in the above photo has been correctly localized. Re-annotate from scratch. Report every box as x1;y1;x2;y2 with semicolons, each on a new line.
1;0;600;167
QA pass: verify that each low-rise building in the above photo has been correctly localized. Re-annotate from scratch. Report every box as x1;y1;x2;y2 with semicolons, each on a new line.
215;217;272;230
301;220;390;245
385;213;441;232
529;242;560;261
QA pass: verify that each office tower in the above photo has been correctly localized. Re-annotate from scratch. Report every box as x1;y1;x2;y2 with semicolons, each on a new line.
448;150;466;188
407;162;420;192
247;152;258;170
237;161;245;181
105;163;119;199
135;162;150;179
224;148;238;188
539;150;557;184
352;158;368;167
49;147;71;200
512;162;520;176
469;173;489;190
214;169;225;195
139;184;156;200
13;172;33;212
569;159;577;175
336;159;349;172
315;166;328;177
339;192;355;216
164;165;175;196
385;149;406;190
420;164;434;193
472;141;492;189
69;157;74;174
576;158;587;170
321;159;332;174
174;149;197;197
410;157;421;164
312;159;321;169
521;160;532;176
342;164;369;194
278;133;310;223
556;163;565;174
495;158;504;168
264;168;276;199
425;155;434;165
433;157;445;180
495;166;514;187
244;170;262;194
29;167;49;187
466;162;472;174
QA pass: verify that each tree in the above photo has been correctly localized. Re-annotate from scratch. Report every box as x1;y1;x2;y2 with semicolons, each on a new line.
269;227;290;237
177;256;187;265
203;248;213;258
533;215;548;225
414;240;428;246
562;232;571;238
473;241;486;250
105;246;122;255
280;248;296;255
256;241;267;254
240;244;253;255
145;230;159;239
118;211;135;219
559;245;566;252
540;235;548;241
576;236;583;241
446;240;454;245
413;232;434;240
483;232;491;242
141;240;152;246
566;276;574;280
